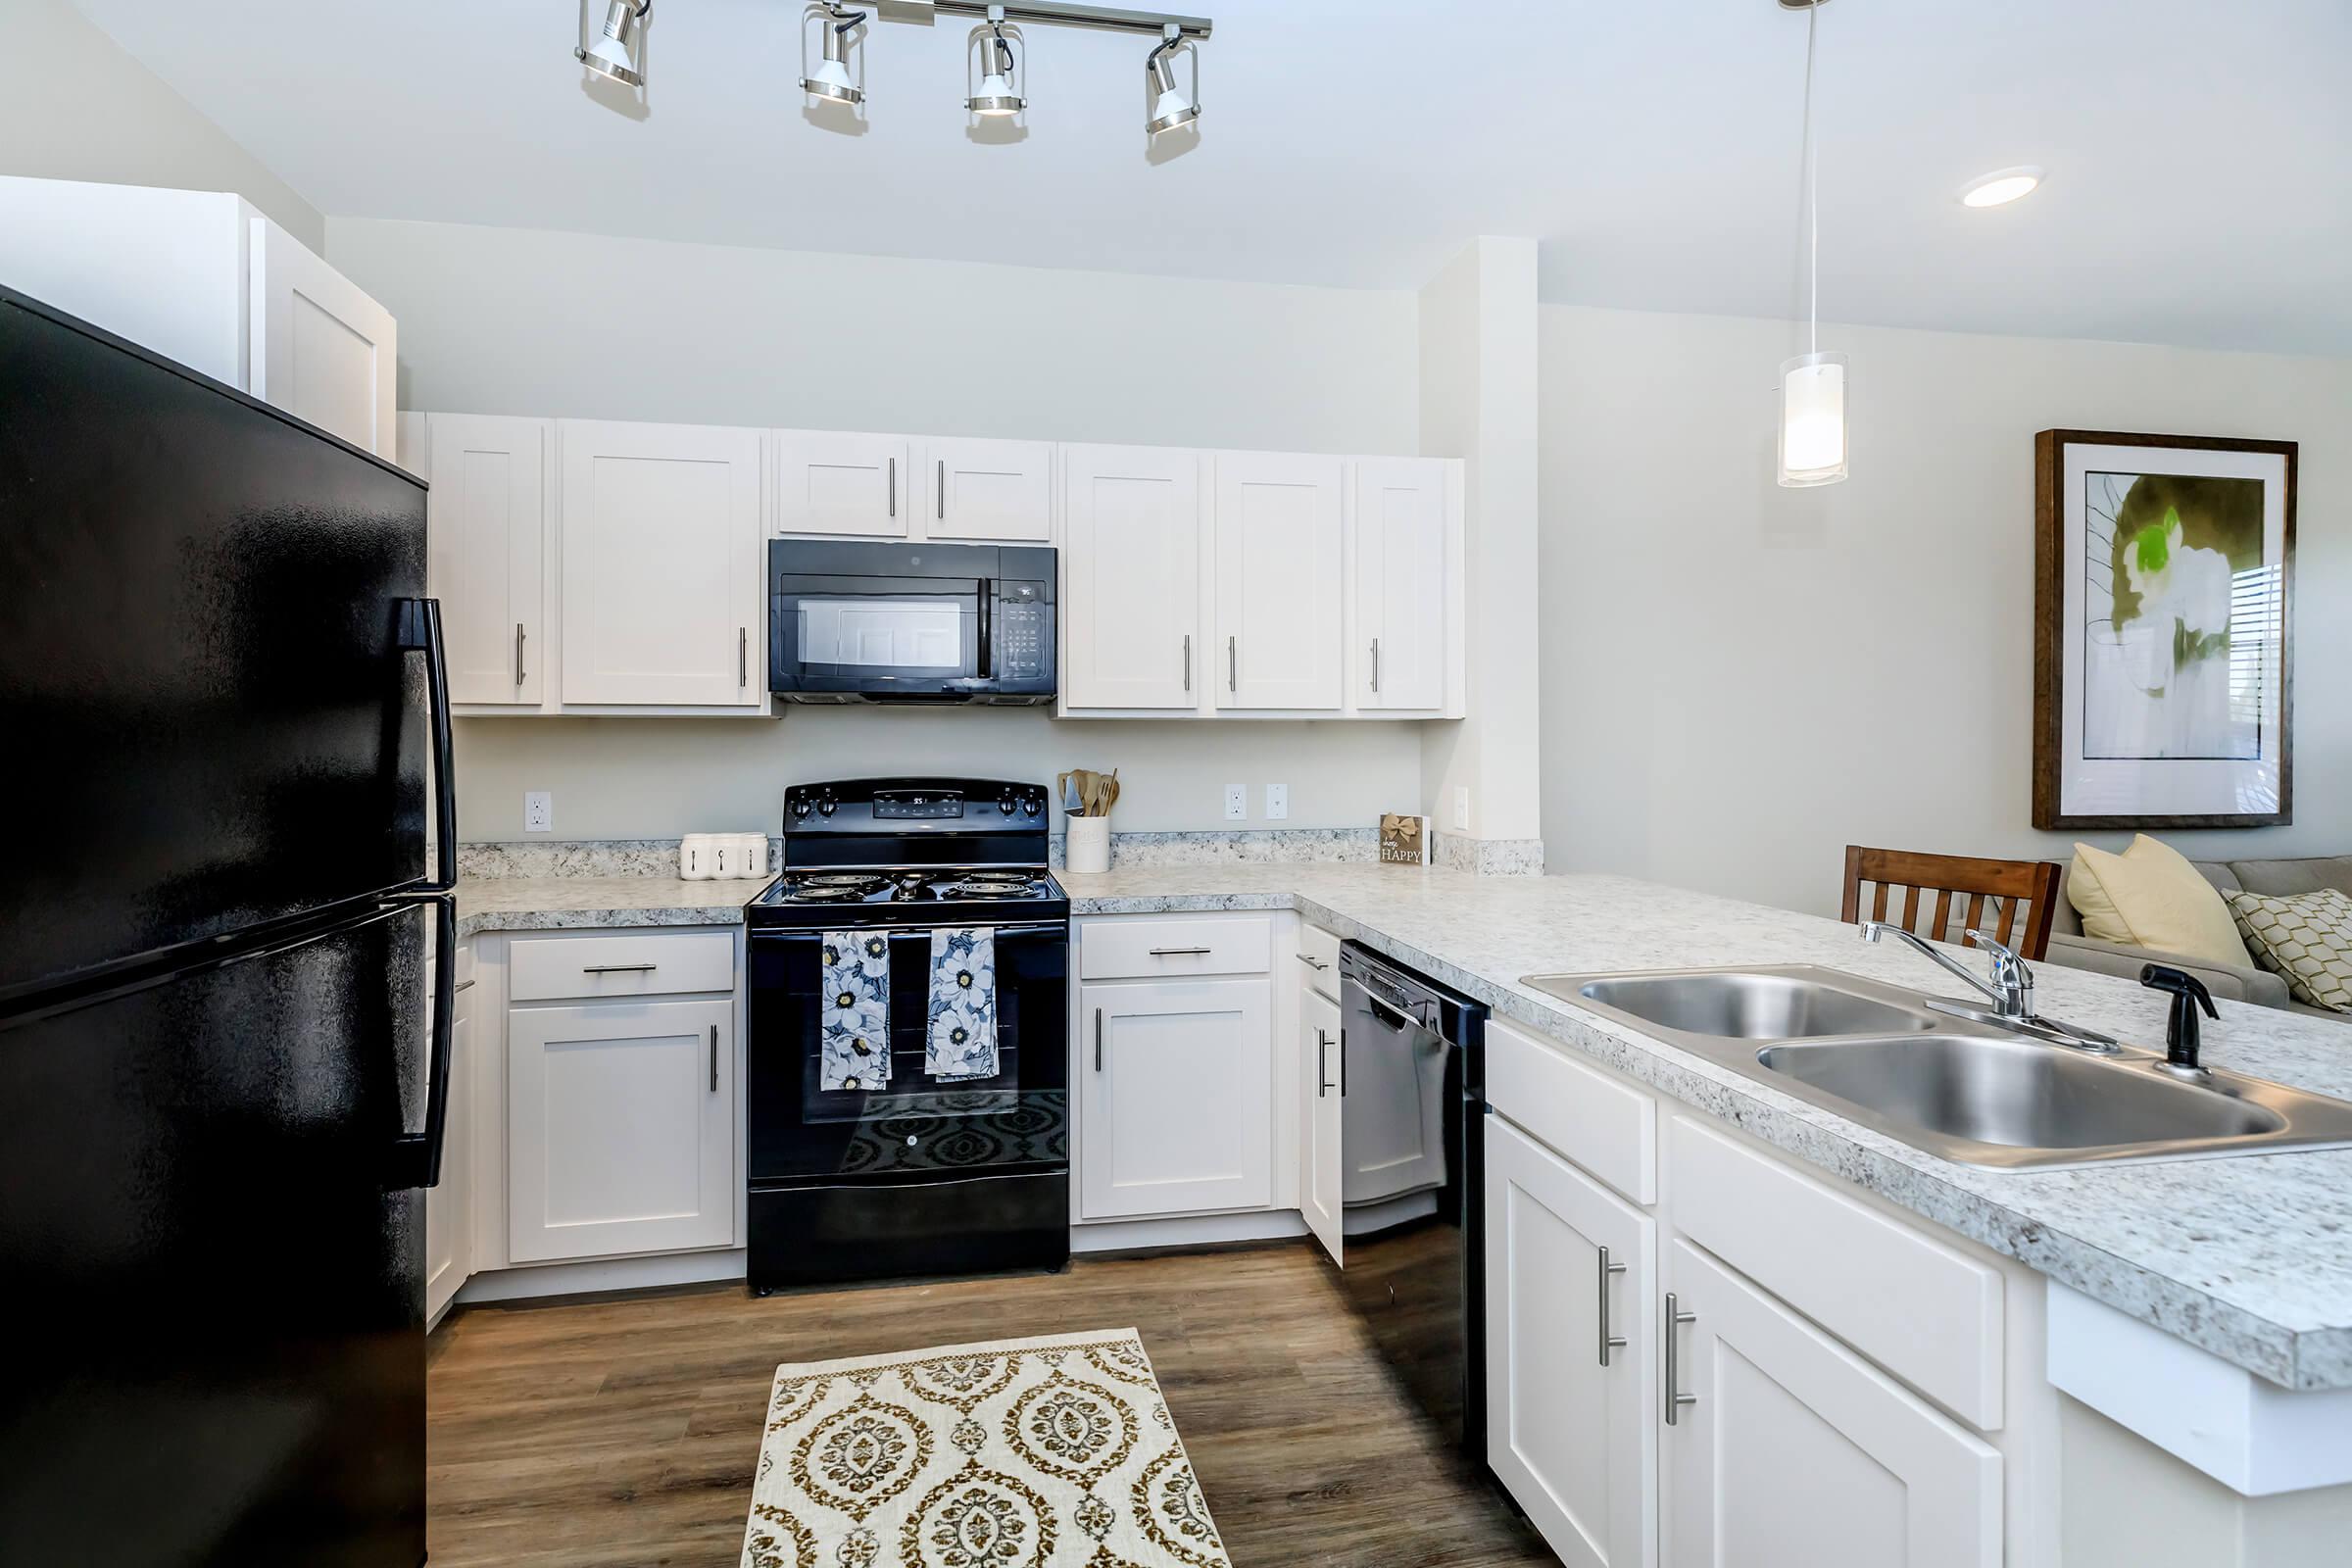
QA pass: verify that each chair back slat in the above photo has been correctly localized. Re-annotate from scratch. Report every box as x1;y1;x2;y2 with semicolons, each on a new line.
1840;845;2063;962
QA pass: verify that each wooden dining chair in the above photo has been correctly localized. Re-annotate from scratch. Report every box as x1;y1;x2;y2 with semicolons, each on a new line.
1839;846;2065;960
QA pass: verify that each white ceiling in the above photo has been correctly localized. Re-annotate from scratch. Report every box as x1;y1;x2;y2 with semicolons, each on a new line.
73;0;2352;354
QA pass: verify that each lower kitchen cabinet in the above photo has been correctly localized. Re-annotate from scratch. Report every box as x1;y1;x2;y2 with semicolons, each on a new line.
1078;977;1272;1219
506;997;737;1262
1486;1115;1656;1568
1299;984;1344;1263
423;961;476;1322
1662;1237;2001;1568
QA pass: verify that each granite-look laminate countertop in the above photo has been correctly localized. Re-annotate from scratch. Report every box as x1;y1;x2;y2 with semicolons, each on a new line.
458;863;2352;1390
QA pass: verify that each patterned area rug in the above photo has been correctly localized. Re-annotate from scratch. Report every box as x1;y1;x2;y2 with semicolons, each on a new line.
740;1328;1232;1568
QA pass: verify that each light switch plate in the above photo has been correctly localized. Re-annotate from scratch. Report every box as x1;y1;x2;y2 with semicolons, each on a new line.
1452;786;1470;831
1264;783;1289;820
1223;783;1248;822
524;791;553;833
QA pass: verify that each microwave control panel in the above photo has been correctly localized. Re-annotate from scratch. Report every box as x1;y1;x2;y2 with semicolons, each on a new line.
998;582;1049;680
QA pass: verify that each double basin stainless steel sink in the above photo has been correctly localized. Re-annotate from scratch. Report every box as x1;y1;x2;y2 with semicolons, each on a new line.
1519;966;2352;1170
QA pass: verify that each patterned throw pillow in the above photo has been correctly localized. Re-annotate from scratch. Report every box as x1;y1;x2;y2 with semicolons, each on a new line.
2226;889;2352;1014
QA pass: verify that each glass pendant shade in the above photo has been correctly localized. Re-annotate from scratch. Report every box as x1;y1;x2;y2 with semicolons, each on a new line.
1778;350;1848;487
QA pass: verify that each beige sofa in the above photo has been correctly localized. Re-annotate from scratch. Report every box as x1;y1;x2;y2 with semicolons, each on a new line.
2044;854;2351;1018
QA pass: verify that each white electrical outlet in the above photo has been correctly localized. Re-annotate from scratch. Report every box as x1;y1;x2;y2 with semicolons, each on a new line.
1223;783;1248;822
523;791;554;833
1265;783;1289;820
1452;785;1470;831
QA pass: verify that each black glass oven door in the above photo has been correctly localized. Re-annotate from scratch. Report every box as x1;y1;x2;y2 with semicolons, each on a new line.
770;574;982;697
748;922;1069;1182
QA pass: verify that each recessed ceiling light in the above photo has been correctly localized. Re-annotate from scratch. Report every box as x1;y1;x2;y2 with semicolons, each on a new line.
1960;167;2045;208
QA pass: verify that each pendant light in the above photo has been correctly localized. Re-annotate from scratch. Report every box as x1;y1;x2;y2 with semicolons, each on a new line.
576;0;652;87
802;4;866;107
1146;24;1200;136
965;8;1027;118
1778;0;1847;488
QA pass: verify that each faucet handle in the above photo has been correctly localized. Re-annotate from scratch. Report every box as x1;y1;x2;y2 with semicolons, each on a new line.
1964;928;2028;972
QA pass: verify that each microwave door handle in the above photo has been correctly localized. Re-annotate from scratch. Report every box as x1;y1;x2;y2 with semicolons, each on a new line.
976;578;992;680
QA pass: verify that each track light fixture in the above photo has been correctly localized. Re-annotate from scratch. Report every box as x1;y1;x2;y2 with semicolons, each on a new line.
965;7;1027;118
575;0;651;88
802;4;867;108
1145;24;1200;136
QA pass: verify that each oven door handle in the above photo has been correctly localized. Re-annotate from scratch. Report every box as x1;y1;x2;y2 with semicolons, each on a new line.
753;920;1069;942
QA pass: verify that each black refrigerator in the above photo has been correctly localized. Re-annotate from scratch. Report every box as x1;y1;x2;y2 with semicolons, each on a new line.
0;285;455;1566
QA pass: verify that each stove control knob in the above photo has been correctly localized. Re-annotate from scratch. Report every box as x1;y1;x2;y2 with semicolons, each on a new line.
791;799;813;820
1020;797;1042;817
999;793;1016;815
817;796;837;817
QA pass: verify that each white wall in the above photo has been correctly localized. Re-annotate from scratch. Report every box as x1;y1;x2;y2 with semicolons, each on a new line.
2;0;322;251
325;218;1431;840
1538;304;2352;916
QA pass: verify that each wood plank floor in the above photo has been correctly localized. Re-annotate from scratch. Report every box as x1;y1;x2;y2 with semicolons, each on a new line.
427;1242;1552;1567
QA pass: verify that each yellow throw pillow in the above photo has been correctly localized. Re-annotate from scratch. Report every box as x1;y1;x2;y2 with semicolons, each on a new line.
2067;836;2251;969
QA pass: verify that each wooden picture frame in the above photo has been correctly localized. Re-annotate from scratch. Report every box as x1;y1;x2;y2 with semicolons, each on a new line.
2033;429;2296;830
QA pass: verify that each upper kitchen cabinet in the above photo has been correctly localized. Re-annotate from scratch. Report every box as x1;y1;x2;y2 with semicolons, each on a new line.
928;437;1054;542
427;415;549;708
772;430;912;538
0;177;397;457
1061;445;1204;711
560;420;766;710
1351;458;1455;712
1213;453;1345;710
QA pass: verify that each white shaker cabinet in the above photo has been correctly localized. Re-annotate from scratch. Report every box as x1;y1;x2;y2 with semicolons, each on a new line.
1077;977;1272;1219
1211;453;1345;710
246;218;397;458
423;954;477;1323
506;997;737;1262
427;415;549;707
1061;445;1204;710
771;430;912;538
559;420;765;708
1299;983;1345;1264
1486;1116;1657;1568
1662;1237;2001;1568
1351;458;1451;711
926;437;1054;542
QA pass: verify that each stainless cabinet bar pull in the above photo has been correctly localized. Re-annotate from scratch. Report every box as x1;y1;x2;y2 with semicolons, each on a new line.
1093;1007;1104;1072
581;963;658;974
888;458;897;517
1182;633;1192;692
1316;1028;1335;1098
1227;634;1237;693
452;977;477;993
739;626;749;687
1148;946;1213;956
1598;1246;1629;1366
1370;636;1380;694
1664;1292;1698;1424
514;622;526;685
937;459;946;519
709;1024;719;1092
1295;953;1330;971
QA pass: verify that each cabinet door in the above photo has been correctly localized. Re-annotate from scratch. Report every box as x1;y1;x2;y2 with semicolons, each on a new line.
1300;985;1344;1264
560;420;763;707
1486;1117;1656;1568
507;998;736;1262
1664;1239;2000;1568
1213;453;1344;710
1078;978;1271;1218
1352;458;1449;710
424;979;474;1320
1062;446;1203;710
773;430;913;538
429;415;549;706
248;218;397;457
927;437;1054;542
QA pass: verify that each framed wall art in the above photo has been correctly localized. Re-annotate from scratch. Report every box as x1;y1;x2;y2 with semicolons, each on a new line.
2034;429;2296;829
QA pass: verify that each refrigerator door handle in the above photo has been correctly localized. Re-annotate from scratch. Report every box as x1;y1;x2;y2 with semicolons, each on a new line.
388;893;456;1190
393;598;457;897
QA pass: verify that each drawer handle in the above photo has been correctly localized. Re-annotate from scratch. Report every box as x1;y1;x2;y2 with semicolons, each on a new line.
1664;1292;1698;1425
1148;946;1213;956
452;977;477;994
1295;953;1330;971
1597;1245;1629;1366
581;963;658;974
710;1024;719;1093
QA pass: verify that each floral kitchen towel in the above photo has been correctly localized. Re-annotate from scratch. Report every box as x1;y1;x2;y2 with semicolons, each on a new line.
820;930;893;1091
925;927;999;1080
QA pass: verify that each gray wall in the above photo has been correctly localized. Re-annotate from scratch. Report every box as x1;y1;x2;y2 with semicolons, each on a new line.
3;0;323;250
326;217;1431;841
1537;303;2351;916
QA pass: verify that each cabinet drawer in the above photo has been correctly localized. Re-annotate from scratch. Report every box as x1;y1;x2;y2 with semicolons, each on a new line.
1486;1016;1656;1205
1296;923;1342;1002
1670;1115;2005;1430
509;931;735;1002
1079;915;1270;980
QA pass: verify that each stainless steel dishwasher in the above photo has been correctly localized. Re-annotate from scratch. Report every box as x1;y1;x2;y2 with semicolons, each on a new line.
1339;941;1488;1460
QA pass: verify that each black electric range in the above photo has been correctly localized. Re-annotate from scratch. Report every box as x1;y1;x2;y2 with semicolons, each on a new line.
743;778;1069;1292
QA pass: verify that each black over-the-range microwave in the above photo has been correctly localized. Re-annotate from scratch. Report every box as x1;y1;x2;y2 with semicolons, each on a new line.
767;540;1056;705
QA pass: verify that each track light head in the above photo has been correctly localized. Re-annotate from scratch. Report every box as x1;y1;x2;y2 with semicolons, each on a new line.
1145;25;1198;136
575;0;649;88
802;4;866;107
965;12;1027;118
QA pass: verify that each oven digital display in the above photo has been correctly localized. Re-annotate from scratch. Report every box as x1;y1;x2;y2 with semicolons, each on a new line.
873;792;964;819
